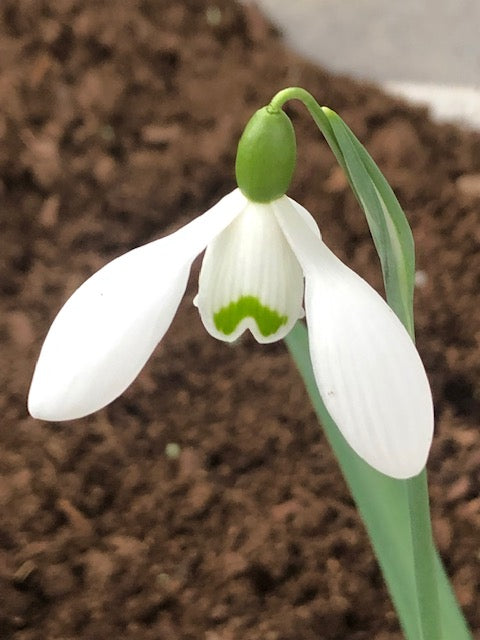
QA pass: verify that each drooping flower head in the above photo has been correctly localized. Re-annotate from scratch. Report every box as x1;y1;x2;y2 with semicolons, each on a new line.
28;104;433;479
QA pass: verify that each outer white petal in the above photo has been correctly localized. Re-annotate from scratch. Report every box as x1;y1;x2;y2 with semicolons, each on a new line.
195;199;304;344
274;197;434;479
29;189;246;421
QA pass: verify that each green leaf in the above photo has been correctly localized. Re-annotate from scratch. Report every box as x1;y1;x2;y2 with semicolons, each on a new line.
321;108;415;336
318;107;474;638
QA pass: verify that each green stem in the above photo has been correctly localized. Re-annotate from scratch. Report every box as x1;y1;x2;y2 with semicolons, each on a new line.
271;86;444;638
407;471;442;640
270;87;347;172
287;323;471;639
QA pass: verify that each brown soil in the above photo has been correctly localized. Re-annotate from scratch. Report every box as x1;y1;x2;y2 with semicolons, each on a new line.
1;1;479;638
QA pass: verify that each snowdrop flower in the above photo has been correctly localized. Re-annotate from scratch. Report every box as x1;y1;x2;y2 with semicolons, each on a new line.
28;106;433;479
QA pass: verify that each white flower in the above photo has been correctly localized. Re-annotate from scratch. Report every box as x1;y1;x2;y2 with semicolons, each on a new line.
28;189;433;478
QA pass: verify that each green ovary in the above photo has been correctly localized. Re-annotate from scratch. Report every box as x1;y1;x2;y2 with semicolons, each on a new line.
214;296;287;337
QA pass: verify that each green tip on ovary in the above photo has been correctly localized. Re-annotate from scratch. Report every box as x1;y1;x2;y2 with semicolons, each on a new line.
235;106;296;203
214;296;287;337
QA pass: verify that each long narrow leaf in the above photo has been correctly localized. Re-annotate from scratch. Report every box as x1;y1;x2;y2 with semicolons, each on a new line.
322;108;415;335
284;100;471;638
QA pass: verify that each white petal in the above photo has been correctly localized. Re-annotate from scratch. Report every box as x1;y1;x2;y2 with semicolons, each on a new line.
287;198;322;239
274;197;434;479
29;189;246;421
195;199;304;344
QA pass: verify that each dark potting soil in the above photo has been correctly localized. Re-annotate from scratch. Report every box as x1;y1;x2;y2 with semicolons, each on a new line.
0;1;479;638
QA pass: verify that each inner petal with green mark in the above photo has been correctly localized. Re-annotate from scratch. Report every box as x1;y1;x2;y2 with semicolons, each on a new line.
195;198;305;344
214;295;288;337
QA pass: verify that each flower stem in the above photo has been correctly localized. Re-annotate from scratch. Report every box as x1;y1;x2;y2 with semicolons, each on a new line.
269;87;347;170
407;470;442;640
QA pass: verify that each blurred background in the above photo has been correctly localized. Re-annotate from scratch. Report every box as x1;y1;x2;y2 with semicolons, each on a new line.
253;0;480;129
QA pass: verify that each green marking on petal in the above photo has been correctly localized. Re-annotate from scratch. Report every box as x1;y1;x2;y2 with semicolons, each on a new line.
213;296;288;337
